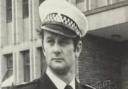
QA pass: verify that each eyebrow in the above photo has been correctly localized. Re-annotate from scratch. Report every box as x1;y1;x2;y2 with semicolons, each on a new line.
45;36;54;40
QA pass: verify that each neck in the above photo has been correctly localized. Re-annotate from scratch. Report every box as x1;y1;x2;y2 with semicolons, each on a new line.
48;67;75;84
57;71;75;84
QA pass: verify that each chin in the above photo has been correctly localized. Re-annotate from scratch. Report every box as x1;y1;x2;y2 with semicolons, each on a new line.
50;66;70;75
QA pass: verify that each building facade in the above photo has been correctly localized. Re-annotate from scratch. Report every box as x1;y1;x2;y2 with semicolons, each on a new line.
0;0;128;89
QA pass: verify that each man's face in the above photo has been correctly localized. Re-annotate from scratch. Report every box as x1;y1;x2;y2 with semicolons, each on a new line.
43;30;79;75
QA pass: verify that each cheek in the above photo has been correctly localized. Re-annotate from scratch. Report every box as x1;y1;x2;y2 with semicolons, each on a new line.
43;41;50;53
43;49;51;65
65;47;76;62
43;43;51;60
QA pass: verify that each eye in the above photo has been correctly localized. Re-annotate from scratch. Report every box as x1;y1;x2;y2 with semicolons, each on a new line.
59;39;71;46
47;39;54;45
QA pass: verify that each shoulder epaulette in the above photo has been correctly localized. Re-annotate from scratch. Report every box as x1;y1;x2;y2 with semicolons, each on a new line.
83;84;96;89
12;78;40;89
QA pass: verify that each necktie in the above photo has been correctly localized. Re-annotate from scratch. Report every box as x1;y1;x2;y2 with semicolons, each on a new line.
64;85;73;89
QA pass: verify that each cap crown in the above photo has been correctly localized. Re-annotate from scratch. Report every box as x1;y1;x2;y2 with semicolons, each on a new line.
39;0;88;37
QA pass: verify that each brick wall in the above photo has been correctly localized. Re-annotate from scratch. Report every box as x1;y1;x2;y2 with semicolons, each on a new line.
79;34;122;89
121;42;128;89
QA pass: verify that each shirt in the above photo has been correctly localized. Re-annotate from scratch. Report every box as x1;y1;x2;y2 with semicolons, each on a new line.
46;68;75;89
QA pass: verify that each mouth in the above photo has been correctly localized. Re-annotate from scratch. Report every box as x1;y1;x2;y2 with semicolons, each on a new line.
52;58;64;62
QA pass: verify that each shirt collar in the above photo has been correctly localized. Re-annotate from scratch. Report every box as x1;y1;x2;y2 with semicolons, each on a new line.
46;68;75;89
69;78;75;89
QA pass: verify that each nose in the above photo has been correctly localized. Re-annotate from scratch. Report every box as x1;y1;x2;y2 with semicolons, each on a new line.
52;43;62;56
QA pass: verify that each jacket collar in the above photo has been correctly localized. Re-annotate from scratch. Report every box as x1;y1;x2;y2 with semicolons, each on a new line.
39;73;58;89
39;73;85;89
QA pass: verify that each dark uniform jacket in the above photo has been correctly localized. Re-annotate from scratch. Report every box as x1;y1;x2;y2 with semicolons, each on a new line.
13;73;94;89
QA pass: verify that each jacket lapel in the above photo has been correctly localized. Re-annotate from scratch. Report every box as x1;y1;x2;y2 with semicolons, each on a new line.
39;73;90;89
39;73;58;89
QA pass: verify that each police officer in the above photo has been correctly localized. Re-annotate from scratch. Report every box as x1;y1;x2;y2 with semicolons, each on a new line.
13;0;95;89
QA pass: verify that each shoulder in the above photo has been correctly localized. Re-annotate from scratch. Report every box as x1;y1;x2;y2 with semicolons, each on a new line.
78;82;96;89
11;79;40;89
76;80;96;89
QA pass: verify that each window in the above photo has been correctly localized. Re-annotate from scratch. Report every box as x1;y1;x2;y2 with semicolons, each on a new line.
21;50;30;82
86;0;113;10
39;0;45;5
76;0;83;3
83;0;99;10
86;0;91;10
6;55;13;78
2;54;13;81
90;0;98;9
110;0;125;4
66;0;72;2
6;0;12;23
23;0;29;18
76;0;86;11
37;47;46;74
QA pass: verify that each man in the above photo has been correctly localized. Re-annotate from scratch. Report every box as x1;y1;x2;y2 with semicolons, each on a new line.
13;0;94;89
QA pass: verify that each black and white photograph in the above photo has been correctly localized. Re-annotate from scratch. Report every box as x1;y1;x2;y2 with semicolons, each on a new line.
0;0;128;89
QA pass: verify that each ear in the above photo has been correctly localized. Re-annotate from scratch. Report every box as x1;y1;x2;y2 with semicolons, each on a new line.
75;41;82;58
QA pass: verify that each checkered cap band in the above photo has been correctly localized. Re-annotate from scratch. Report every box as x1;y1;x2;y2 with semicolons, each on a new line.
42;13;82;37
